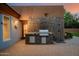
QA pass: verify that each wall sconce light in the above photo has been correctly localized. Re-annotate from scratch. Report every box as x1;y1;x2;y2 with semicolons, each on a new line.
14;20;18;29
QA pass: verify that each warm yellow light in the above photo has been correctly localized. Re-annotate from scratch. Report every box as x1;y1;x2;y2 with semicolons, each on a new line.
15;20;18;25
14;20;18;29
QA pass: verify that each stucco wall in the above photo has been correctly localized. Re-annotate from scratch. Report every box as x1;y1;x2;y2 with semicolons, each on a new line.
0;14;22;49
0;14;3;49
20;6;64;20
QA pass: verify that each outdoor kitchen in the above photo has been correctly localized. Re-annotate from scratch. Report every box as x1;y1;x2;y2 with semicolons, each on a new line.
25;13;64;44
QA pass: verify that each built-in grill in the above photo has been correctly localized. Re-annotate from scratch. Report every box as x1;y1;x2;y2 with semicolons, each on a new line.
25;30;54;44
39;30;49;44
39;30;49;36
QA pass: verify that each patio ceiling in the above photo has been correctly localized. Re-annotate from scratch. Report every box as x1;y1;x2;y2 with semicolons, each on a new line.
7;3;65;18
7;3;64;6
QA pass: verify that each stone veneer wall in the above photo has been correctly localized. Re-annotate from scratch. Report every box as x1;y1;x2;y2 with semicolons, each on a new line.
26;16;64;42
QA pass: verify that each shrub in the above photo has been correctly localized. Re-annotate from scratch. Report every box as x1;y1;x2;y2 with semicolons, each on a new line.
65;32;73;39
